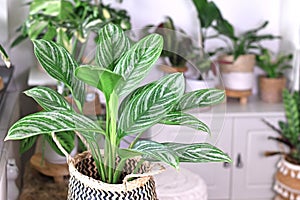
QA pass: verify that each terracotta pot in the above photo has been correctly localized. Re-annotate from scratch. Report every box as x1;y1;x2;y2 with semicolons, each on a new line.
159;64;188;73
258;76;286;103
0;76;3;91
67;152;158;200
274;158;300;200
218;54;255;90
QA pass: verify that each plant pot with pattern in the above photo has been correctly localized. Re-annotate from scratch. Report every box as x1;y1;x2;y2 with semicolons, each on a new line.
256;48;292;103
263;89;300;199
5;24;231;199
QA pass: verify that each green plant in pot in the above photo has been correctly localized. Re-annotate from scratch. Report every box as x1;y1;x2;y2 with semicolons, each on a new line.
256;48;293;103
144;16;194;73
5;23;230;199
216;21;280;91
263;89;300;199
11;0;131;163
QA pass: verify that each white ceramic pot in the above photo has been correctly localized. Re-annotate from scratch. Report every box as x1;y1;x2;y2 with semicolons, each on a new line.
185;78;215;92
221;72;253;90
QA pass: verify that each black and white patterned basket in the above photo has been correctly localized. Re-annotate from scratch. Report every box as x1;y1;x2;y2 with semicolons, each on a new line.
67;151;159;200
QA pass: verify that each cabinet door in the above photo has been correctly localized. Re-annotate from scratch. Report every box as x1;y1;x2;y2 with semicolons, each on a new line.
232;116;284;199
182;117;233;200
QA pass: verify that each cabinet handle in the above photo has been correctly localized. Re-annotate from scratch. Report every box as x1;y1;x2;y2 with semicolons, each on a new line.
223;162;231;168
236;153;243;168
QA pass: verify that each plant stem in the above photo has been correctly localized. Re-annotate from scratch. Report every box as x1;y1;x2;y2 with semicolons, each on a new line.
129;132;144;149
112;159;126;183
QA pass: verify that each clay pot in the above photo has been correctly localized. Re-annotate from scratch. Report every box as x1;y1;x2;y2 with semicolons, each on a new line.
274;158;300;200
259;76;286;103
218;54;255;91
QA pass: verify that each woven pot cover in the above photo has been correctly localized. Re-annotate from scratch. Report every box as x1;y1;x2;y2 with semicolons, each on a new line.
67;152;158;200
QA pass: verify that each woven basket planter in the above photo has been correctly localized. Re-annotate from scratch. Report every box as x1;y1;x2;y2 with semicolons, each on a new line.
273;158;300;200
67;151;159;200
258;76;286;103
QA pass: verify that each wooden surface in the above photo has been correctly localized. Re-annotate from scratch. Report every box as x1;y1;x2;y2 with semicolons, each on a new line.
30;153;69;183
225;88;252;104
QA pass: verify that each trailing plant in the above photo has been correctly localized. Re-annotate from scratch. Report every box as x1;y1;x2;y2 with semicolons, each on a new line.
5;23;231;184
256;48;293;78
263;89;300;165
217;21;280;60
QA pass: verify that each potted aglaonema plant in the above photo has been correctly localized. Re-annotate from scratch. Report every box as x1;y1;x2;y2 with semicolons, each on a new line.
256;48;292;103
263;89;300;199
5;23;230;199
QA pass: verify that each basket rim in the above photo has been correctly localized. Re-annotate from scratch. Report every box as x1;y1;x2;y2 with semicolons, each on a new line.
68;151;163;192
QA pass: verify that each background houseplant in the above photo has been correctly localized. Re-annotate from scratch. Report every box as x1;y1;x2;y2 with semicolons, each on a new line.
256;48;293;103
216;21;280;91
5;23;230;199
144;16;194;73
263;89;300;199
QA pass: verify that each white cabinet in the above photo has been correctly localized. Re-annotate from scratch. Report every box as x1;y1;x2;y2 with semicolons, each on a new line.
183;98;285;200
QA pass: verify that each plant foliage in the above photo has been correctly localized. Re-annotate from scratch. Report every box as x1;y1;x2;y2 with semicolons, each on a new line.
5;23;230;184
256;48;293;78
263;89;300;164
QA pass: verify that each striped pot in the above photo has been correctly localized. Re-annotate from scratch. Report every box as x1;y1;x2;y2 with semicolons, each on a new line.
67;152;158;200
274;158;300;200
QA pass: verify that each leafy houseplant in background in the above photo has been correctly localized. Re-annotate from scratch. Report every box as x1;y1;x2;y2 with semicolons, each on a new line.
216;21;280;91
0;44;12;91
12;0;131;163
256;48;293;103
144;16;194;73
5;23;230;199
263;89;300;199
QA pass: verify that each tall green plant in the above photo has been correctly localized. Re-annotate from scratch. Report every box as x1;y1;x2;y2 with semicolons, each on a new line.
0;44;11;68
5;23;230;184
263;89;300;164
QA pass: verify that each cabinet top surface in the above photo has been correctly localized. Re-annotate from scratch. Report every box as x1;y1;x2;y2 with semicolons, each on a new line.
193;95;285;118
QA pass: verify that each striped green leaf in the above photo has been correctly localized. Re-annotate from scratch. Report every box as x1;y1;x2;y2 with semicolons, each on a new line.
0;44;11;68
75;65;123;101
132;140;179;169
44;131;75;156
118;73;185;138
96;23;130;70
33;39;85;111
20;136;38;154
24;86;72;111
163;142;231;163
160;112;210;133
5;110;105;141
114;34;163;97
175;89;225;111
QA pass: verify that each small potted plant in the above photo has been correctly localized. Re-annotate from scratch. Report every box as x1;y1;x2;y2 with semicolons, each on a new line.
216;21;280;91
263;89;300;199
144;16;194;73
5;23;230;199
256;48;293;103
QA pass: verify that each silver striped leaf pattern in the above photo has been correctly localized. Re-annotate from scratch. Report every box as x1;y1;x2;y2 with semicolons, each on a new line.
175;89;225;111
133;140;179;169
96;23;130;70
118;73;185;138
24;86;72;111
160;111;210;133
163;142;231;163
5;110;104;140
113;34;163;97
33;39;85;111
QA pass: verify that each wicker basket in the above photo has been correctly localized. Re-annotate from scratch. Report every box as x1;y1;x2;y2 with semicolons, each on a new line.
273;158;300;200
51;133;163;200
